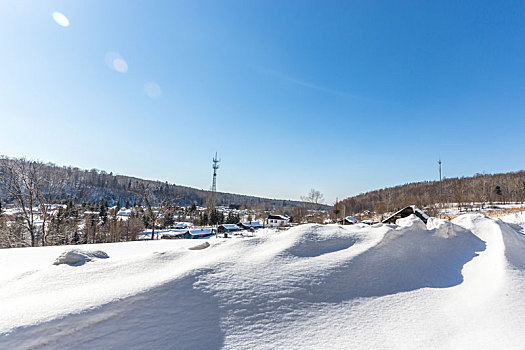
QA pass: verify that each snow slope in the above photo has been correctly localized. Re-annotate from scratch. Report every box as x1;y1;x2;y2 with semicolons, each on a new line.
1;214;524;349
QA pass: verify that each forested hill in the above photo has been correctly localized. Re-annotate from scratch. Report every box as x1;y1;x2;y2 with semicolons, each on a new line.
0;157;306;209
337;170;525;215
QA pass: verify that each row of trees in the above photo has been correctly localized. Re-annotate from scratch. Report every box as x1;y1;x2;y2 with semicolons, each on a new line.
332;171;525;218
0;156;308;209
0;157;182;247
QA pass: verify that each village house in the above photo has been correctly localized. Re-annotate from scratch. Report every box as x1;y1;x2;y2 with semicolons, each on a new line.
337;216;358;225
238;221;264;230
184;228;215;239
217;224;241;234
267;215;290;227
160;229;187;239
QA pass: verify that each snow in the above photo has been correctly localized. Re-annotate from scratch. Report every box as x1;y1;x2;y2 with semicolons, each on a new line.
1;215;525;349
220;224;240;230
188;228;214;236
240;221;263;228
188;242;211;250
53;249;109;266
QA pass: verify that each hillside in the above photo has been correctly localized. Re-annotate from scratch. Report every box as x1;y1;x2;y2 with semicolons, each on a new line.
335;170;525;216
0;157;307;209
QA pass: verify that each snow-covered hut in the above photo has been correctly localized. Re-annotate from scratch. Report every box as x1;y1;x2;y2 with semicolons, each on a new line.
184;228;215;239
161;229;187;239
337;216;358;225
382;205;429;224
238;221;264;230
217;224;241;234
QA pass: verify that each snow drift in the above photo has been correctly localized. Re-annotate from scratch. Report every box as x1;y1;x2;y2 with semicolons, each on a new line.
53;249;109;266
1;214;524;349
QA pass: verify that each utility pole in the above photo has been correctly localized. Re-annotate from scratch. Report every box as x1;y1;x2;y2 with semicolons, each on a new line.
438;159;442;196
438;159;443;211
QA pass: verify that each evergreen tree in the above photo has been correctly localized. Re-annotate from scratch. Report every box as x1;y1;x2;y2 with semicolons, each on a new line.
200;212;209;226
99;199;108;224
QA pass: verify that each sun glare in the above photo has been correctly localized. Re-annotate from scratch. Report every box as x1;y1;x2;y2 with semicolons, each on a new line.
52;11;70;27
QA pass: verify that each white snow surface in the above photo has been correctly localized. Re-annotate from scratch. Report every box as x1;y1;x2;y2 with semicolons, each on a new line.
1;214;525;349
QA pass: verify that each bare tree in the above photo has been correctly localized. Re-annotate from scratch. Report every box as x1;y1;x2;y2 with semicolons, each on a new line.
301;188;325;211
0;158;40;246
36;165;66;246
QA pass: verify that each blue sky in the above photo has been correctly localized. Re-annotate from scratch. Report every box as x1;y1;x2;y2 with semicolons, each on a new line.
0;1;524;203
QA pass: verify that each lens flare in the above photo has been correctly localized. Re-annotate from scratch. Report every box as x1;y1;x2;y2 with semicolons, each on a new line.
112;58;128;73
52;12;70;27
144;82;162;99
105;52;128;73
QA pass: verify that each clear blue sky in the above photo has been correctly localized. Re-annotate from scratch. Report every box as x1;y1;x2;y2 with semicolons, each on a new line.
0;1;524;203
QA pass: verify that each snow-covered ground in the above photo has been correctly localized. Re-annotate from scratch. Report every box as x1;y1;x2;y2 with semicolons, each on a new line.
437;202;525;217
1;214;524;349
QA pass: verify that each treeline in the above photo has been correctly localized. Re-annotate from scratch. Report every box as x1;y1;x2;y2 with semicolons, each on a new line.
0;200;146;248
0;156;288;248
0;156;304;209
333;171;525;217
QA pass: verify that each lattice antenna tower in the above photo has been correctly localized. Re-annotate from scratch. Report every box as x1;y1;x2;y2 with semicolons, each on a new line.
208;152;220;212
212;152;220;193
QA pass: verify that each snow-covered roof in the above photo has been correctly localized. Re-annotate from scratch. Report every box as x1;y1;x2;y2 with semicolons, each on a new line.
268;215;289;221
338;216;357;223
240;221;263;227
118;209;133;216
410;205;429;219
173;222;192;229
161;229;187;237
220;224;240;229
188;228;214;236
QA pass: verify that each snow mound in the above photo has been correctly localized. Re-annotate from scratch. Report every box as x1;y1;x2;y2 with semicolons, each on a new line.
496;219;525;270
284;224;360;258
53;249;109;266
426;217;462;238
395;214;427;230
4;214;525;349
454;214;525;270
188;242;210;251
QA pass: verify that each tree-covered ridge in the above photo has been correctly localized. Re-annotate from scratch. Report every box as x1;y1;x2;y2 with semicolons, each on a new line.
335;171;525;216
0;156;306;209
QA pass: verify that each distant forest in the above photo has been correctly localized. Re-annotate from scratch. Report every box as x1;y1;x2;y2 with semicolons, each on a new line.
334;171;525;217
0;157;304;210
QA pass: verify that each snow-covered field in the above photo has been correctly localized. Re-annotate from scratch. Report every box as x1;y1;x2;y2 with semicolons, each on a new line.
1;213;525;349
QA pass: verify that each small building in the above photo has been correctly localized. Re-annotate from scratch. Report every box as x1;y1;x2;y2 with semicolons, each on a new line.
184;228;215;239
267;215;290;227
238;221;264;230
173;222;192;229
217;224;241;234
337;216;358;225
382;205;429;224
118;208;133;216
161;229;187;239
